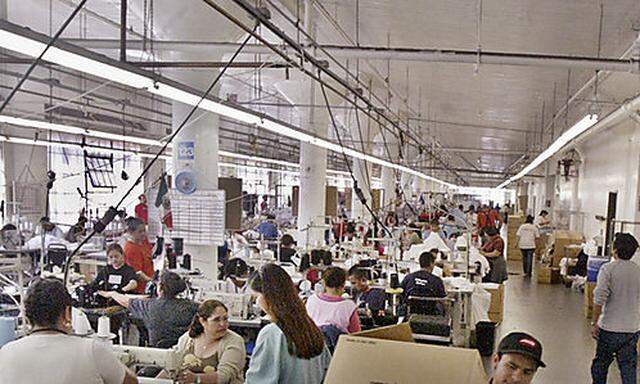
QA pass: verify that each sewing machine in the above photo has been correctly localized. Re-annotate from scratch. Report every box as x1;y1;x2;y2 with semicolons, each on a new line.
113;344;180;382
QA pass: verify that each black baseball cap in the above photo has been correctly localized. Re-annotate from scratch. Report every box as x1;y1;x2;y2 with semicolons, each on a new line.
497;332;546;368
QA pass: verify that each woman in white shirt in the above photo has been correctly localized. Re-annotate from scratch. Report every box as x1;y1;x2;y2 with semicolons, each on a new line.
0;278;137;384
516;215;540;278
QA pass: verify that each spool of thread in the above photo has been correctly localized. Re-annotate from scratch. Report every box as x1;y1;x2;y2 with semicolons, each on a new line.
0;317;16;347
73;310;90;335
182;253;191;270
97;316;110;338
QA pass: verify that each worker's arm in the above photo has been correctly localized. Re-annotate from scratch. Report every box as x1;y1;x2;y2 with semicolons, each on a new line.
122;370;138;384
591;304;603;339
592;264;611;339
121;280;138;293
97;291;144;308
136;271;152;282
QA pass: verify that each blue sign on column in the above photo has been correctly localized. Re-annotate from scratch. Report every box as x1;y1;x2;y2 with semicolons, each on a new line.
177;141;195;160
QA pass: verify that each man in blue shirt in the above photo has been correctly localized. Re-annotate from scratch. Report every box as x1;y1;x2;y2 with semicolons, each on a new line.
255;214;278;239
348;267;387;314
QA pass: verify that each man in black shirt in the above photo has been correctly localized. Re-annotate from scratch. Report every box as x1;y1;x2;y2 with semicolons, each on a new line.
91;243;137;293
278;234;297;263
400;251;446;315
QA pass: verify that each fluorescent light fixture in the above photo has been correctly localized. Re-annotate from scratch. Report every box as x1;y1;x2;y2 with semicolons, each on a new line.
497;114;598;189
0;20;455;189
0;115;358;177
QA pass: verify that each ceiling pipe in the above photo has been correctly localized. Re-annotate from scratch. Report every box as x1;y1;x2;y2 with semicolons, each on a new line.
65;38;640;73
438;147;526;155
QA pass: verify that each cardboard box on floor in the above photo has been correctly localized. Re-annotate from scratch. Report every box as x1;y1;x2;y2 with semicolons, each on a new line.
325;323;487;384
537;264;561;284
550;230;583;264
584;282;596;319
481;283;504;323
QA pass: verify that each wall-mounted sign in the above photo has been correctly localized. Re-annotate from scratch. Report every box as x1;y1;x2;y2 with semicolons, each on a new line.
177;141;195;160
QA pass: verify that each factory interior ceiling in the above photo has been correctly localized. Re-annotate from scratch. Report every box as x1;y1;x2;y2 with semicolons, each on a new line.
2;0;640;187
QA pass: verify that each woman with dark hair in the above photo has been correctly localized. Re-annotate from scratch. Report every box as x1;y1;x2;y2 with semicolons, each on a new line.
223;258;250;294
160;300;245;384
306;266;361;334
516;215;540;278
480;227;508;283
245;264;331;384
0;278;137;384
101;271;197;347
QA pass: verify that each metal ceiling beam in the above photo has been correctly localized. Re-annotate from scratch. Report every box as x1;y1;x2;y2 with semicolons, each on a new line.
66;38;640;72
438;147;526;155
408;117;538;135
0;58;293;69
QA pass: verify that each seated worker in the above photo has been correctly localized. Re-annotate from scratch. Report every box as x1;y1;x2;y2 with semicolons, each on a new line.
0;223;20;249
422;219;446;241
255;214;278;239
90;243;138;294
400;251;446;314
223;258;250;294
100;271;198;348
161;300;246;384
348;267;387;315
306;266;361;334
34;216;65;239
489;332;545;384
481;227;508;284
25;218;64;250
0;278;138;384
442;215;458;238
64;215;88;243
123;217;154;294
298;253;322;287
279;234;297;263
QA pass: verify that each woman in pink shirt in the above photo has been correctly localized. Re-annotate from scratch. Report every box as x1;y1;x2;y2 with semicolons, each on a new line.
305;267;361;333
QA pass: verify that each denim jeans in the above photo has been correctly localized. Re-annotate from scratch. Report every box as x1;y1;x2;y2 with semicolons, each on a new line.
520;248;535;276
591;328;640;384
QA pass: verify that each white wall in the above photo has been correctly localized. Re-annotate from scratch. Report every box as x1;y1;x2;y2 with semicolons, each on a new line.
575;119;640;239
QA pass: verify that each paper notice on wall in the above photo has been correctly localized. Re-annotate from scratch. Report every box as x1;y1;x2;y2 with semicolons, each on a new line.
170;190;226;246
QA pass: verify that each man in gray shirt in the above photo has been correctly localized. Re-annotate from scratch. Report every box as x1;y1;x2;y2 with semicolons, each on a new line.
591;233;640;384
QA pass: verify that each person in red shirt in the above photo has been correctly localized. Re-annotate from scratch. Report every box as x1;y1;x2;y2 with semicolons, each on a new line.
477;206;489;232
134;194;149;224
123;217;154;294
480;227;508;284
489;206;504;230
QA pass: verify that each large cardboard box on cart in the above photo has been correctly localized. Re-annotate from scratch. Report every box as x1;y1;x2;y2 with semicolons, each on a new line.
325;323;487;384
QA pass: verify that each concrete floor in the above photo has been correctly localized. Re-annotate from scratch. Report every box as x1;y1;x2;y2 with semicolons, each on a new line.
496;262;625;383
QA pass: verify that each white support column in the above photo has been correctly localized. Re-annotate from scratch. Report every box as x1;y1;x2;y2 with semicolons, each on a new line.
381;165;397;209
172;76;219;280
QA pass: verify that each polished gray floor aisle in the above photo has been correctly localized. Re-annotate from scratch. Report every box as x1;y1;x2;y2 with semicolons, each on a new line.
496;263;626;383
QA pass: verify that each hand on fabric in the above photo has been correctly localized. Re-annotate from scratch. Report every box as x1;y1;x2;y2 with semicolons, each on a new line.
176;370;198;384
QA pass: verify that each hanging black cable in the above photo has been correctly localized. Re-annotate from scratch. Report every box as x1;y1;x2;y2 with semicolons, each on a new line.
63;24;259;286
0;0;89;114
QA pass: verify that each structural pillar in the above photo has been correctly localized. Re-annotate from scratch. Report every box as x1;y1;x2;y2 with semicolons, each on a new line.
172;96;219;281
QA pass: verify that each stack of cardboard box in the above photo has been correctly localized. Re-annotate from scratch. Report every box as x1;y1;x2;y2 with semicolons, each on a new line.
506;215;524;261
550;230;584;267
481;283;504;323
584;282;596;319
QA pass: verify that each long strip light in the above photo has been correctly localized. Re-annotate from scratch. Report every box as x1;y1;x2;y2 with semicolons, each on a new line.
0;115;354;177
497;114;598;189
0;21;455;189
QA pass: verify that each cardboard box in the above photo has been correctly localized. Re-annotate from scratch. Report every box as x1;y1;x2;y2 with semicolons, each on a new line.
584;282;596;319
551;230;583;261
537;265;561;284
481;283;504;324
325;324;487;384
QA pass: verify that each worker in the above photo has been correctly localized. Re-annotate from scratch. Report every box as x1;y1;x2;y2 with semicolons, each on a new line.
400;251;446;312
100;271;198;348
255;214;278;239
489;206;504;231
222;258;250;294
516;215;540;278
422;219;446;241
64;215;88;243
534;210;552;232
480;227;508;284
245;264;331;384
0;223;20;249
134;194;148;224
477;205;490;234
0;278;138;384
163;300;246;384
591;233;640;384
488;332;545;384
442;215;458;239
34;216;65;239
123;217;154;294
306;266;361;334
279;234;297;263
348;267;387;315
401;224;422;250
25;218;64;250
90;243;138;294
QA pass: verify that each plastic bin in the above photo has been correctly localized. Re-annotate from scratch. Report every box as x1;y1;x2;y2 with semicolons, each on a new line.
475;321;497;356
587;257;609;282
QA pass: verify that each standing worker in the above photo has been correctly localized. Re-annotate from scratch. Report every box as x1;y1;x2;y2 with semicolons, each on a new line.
516;215;540;278
591;233;640;384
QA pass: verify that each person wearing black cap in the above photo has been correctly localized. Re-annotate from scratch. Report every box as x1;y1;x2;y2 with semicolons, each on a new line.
591;233;640;384
489;332;545;384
